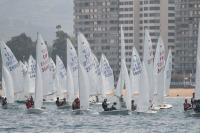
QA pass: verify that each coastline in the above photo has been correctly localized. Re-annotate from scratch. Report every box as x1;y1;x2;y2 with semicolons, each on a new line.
0;88;194;98
168;88;194;98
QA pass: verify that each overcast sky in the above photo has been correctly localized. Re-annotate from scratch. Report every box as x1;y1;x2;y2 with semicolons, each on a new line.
0;0;73;45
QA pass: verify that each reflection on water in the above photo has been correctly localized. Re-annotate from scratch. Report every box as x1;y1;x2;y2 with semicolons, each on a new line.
0;98;199;133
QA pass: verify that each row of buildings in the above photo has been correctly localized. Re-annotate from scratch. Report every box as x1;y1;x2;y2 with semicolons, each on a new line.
73;0;200;82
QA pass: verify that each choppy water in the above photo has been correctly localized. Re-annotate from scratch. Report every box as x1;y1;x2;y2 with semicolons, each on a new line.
0;98;200;133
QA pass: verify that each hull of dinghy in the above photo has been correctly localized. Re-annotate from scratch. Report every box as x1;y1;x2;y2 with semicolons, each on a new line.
71;109;91;115
159;104;173;109
99;109;129;115
57;104;71;109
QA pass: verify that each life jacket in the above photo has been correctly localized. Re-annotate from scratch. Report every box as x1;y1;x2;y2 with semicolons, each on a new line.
26;101;32;109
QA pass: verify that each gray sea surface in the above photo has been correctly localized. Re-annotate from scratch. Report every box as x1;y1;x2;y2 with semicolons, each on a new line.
0;98;199;133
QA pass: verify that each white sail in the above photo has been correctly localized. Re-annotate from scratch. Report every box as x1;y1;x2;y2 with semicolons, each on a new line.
79;64;90;110
195;22;200;99
48;58;56;99
154;37;165;105
116;25;126;97
0;41;21;100
164;49;172;96
130;47;142;95
116;25;131;110
56;55;67;98
67;39;79;97
100;54;114;96
2;66;14;103
130;47;142;106
78;32;96;95
143;29;154;103
137;63;150;112
35;34;49;109
122;60;132;110
27;56;36;94
66;65;75;103
92;53;101;95
18;61;27;100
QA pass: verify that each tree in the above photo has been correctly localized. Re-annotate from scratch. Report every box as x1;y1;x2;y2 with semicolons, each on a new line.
6;33;35;61
52;25;69;66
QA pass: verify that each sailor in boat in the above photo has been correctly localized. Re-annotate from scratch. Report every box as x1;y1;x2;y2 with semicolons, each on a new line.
193;99;200;113
183;99;192;111
110;102;117;110
61;98;67;105
30;96;34;106
25;96;34;109
102;99;109;111
0;95;3;103
131;100;137;111
72;98;80;110
191;92;195;107
2;97;7;107
96;95;99;103
56;97;61;106
119;95;126;108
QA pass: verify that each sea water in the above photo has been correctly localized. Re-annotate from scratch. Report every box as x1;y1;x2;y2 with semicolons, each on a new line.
0;98;200;133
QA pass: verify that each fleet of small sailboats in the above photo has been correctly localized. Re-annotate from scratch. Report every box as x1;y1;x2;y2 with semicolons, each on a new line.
0;25;174;115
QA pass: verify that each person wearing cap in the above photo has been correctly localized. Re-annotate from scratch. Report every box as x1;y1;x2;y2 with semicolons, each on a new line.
110;102;117;110
102;99;109;111
183;98;191;111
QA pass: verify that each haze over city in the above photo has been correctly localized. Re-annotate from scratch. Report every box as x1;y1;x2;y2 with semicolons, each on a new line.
0;0;73;44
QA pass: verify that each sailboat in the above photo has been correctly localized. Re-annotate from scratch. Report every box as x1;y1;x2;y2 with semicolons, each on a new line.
161;50;173;109
55;55;67;99
0;41;19;108
100;26;130;115
43;58;56;104
27;33;49;114
136;62;157;113
153;37;172;109
143;29;155;104
77;32;97;96
26;56;36;96
130;47;142;109
1;66;14;109
72;32;91;114
15;61;27;103
89;53;102;104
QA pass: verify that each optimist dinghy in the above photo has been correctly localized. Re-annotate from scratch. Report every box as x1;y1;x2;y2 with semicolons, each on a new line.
27;34;49;114
99;109;129;115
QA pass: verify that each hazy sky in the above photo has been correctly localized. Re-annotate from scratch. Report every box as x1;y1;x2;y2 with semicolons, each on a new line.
0;0;73;45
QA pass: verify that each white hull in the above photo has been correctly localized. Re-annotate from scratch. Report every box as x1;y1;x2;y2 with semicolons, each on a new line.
136;110;157;114
43;101;55;105
159;104;173;109
27;108;44;114
90;102;102;106
71;109;90;115
99;109;129;115
151;106;160;111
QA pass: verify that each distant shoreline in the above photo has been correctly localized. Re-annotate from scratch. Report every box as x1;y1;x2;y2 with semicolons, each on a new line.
0;88;194;98
168;88;194;97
